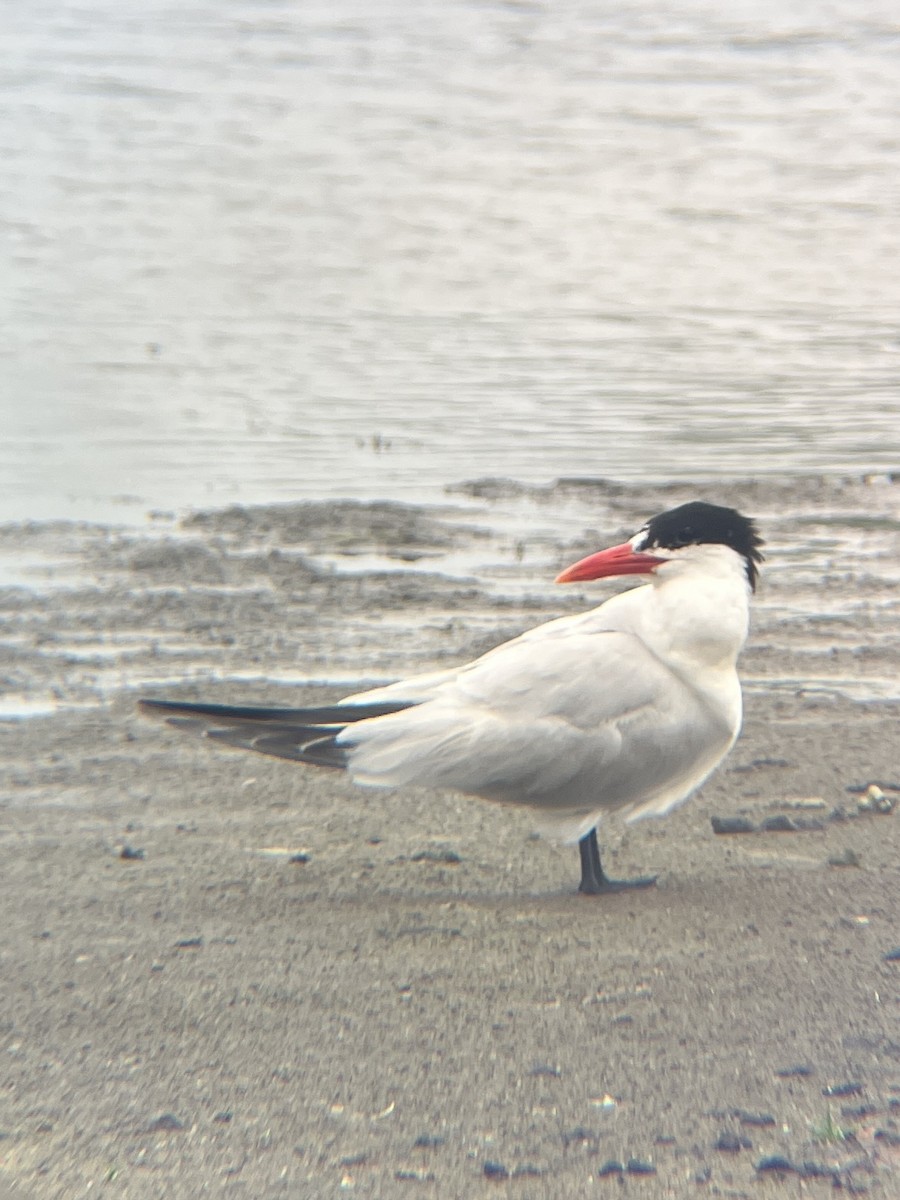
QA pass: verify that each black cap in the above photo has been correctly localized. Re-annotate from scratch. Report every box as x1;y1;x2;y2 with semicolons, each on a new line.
638;501;764;590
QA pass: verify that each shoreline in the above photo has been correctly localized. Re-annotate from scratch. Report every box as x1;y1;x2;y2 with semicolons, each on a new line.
1;474;899;1196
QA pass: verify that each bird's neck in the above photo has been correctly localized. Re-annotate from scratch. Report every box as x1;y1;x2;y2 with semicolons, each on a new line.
652;552;748;676
624;552;751;675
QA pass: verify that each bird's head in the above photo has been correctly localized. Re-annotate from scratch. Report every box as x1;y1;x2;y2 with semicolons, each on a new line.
556;501;764;591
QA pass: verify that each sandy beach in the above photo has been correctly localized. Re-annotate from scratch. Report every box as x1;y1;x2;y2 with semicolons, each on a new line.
1;475;899;1198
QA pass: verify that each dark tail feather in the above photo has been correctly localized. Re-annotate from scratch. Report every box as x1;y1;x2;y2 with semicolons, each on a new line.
204;725;349;768
138;696;414;770
139;697;412;724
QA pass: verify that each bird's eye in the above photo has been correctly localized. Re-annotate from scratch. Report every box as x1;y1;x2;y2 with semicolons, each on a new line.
673;526;693;547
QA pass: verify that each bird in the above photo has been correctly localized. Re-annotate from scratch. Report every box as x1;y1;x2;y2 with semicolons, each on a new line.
140;500;763;895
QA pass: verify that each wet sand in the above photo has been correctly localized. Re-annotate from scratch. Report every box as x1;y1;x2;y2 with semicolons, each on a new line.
1;476;899;1197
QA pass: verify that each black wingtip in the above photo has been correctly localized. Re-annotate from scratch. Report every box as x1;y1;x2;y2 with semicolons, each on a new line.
139;698;186;715
138;695;361;770
138;696;416;725
139;697;250;722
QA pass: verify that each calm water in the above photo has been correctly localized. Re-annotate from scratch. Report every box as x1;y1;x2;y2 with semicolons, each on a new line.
2;0;899;524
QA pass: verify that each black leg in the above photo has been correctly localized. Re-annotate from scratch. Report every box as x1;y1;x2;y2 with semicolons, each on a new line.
577;828;657;895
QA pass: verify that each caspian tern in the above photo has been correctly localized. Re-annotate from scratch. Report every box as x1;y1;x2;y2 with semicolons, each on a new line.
140;501;763;895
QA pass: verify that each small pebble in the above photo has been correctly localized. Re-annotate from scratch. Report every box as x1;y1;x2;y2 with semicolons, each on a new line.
755;1154;796;1174
711;816;757;835
714;1132;751;1152
147;1113;184;1132
841;1104;879;1119
883;947;900;962
823;1082;863;1098
529;1063;561;1078
410;848;462;864
289;852;311;864
413;1134;445;1149
799;1161;838;1180
776;1064;813;1077
734;1109;775;1127
596;1160;624;1177
785;796;827;809
626;1157;656;1175
120;845;145;860
562;1126;598;1147
828;848;862;867
732;757;792;772
483;1160;509;1179
857;784;896;814
761;815;799;833
874;1128;900;1147
174;937;204;949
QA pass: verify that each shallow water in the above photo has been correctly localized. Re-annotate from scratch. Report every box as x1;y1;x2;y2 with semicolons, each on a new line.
2;1;899;524
1;476;898;717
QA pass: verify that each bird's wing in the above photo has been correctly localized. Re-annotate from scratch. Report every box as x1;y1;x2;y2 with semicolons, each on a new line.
340;602;640;709
340;624;731;837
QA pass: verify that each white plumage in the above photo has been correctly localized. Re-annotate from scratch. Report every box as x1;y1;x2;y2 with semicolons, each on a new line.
337;542;749;844
141;501;763;894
